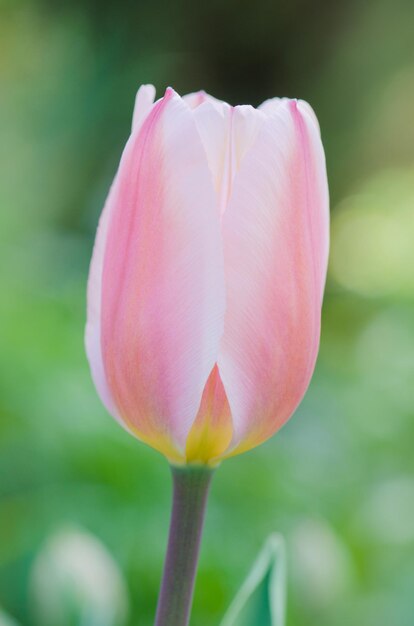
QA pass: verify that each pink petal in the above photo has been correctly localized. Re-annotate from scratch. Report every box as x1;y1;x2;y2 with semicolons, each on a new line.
192;102;266;214
131;84;156;132
183;90;225;109
218;99;329;455
260;96;321;133
258;96;283;116
182;90;208;109
86;84;158;434
192;100;230;198
85;180;123;425
100;88;225;458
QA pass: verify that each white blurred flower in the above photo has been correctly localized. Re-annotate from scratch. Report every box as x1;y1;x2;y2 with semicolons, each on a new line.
0;609;20;626
355;476;414;545
30;527;129;626
290;519;354;609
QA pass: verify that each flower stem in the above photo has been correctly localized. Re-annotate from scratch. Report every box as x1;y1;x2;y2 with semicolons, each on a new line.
154;465;214;626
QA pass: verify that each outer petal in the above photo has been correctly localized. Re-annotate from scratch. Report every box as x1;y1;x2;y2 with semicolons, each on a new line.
86;85;158;433
100;88;225;459
218;99;329;456
85;181;122;425
260;96;321;133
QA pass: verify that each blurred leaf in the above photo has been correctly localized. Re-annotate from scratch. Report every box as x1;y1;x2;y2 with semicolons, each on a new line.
220;534;286;626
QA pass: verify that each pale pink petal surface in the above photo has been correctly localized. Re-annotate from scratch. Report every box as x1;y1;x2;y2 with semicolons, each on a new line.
183;90;224;109
85;180;122;425
86;84;159;432
258;96;283;116
192;102;266;215
131;84;156;132
217;99;329;455
100;88;225;459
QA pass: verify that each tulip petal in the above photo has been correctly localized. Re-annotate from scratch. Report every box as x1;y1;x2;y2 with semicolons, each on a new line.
86;85;158;433
183;90;208;109
192;100;229;197
100;88;225;458
185;364;233;465
193;102;266;213
260;96;321;133
258;96;283;116
183;90;224;109
218;99;329;455
85;181;123;425
131;84;156;132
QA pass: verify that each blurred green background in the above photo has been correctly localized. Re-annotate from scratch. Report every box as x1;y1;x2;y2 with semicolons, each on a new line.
1;0;414;624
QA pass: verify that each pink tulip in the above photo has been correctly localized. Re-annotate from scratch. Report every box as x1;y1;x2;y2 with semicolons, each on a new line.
85;85;329;466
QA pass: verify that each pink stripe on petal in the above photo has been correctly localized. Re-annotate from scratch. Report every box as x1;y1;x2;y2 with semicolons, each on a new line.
295;99;321;134
290;99;329;302
218;99;329;455
101;88;225;456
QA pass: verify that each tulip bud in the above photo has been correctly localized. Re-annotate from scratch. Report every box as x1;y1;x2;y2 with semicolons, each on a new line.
30;528;129;626
86;86;329;465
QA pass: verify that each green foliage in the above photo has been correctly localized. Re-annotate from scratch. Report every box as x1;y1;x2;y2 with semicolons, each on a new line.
221;535;286;626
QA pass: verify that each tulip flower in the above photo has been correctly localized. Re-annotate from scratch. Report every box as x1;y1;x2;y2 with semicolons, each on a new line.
86;85;329;464
85;85;329;626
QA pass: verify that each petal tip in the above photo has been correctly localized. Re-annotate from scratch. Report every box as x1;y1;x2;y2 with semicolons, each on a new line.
288;98;299;114
164;86;177;99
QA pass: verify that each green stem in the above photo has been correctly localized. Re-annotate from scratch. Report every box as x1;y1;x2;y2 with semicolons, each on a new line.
154;465;214;626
